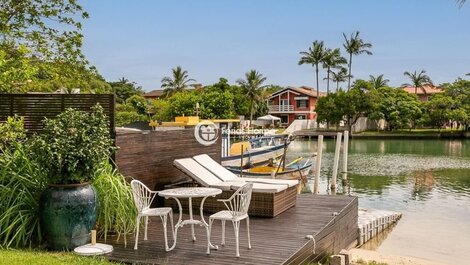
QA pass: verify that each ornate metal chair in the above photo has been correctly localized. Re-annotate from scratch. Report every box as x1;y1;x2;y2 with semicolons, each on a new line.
208;182;253;257
130;180;174;251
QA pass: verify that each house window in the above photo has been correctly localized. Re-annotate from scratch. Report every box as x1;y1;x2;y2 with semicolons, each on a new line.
296;100;309;108
280;115;289;124
280;99;289;106
296;115;306;120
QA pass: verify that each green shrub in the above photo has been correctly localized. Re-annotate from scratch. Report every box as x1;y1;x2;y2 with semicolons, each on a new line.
93;161;137;246
116;111;148;127
0;115;26;150
0;142;46;247
30;105;115;184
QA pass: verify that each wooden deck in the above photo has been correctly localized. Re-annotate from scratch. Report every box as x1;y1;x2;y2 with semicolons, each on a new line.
102;195;358;265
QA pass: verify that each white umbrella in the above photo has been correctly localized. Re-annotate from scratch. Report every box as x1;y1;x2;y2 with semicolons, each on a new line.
257;114;281;122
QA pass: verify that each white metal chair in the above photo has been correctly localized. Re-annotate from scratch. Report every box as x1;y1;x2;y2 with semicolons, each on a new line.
130;180;174;251
208;182;253;257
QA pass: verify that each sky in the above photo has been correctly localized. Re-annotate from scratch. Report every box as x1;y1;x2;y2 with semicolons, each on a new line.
81;0;470;92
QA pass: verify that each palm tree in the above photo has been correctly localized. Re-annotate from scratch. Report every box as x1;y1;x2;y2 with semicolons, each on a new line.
369;74;390;89
403;70;433;97
299;40;326;98
322;48;347;94
328;67;349;92
343;31;373;91
236;70;267;127
161;66;196;96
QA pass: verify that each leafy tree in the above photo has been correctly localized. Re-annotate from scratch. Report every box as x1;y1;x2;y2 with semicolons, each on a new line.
161;66;196;97
299;40;326;97
376;87;422;130
167;91;200;117
150;99;171;122
342;31;373;90
201;90;235;119
403;70;433;97
126;95;148;115
425;93;455;130
236;70;267;126
0;44;36;92
0;0;89;64
109;78;144;104
316;93;343;127
322;48;347;94
369;74;389;89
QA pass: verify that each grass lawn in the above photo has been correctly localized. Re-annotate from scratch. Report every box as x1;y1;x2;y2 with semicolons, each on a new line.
0;249;118;265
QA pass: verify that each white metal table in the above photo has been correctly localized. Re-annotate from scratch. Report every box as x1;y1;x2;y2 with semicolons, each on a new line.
158;187;222;254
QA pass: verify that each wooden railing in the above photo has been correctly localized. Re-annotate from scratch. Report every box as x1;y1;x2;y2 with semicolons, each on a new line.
268;105;294;112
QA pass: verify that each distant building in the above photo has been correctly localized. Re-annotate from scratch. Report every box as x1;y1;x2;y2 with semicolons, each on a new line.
143;89;165;100
267;86;325;126
401;85;443;101
143;84;203;100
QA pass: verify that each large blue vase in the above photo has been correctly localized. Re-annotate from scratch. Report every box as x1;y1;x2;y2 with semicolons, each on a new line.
40;183;98;250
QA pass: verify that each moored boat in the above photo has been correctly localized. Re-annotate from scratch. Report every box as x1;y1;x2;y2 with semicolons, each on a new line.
226;159;313;180
221;135;290;167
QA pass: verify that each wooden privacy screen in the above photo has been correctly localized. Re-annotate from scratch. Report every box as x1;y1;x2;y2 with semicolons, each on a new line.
0;93;115;136
115;128;221;193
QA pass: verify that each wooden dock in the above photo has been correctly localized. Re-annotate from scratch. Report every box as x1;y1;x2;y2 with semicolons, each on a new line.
102;195;358;265
294;130;343;139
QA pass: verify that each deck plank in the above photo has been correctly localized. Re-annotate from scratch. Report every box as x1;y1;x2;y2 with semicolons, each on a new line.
102;194;358;265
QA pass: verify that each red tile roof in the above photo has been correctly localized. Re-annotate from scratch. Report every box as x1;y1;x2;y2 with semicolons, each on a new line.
144;89;165;98
269;86;326;99
402;85;443;95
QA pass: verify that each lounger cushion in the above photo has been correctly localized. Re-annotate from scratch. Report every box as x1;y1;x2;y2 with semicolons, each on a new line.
175;157;290;193
174;158;222;186
193;154;299;187
193;154;238;181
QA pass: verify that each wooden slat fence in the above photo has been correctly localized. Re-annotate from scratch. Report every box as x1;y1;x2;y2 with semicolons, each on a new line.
0;93;115;136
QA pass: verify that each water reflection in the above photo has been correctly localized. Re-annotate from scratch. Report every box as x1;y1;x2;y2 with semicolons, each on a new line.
287;139;470;264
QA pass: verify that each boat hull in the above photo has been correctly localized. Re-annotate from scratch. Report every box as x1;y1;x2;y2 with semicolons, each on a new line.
221;144;285;167
227;163;312;180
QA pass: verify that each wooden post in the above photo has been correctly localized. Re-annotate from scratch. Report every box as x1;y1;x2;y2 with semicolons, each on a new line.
240;145;244;177
342;130;349;180
313;135;323;194
331;132;342;190
91;230;96;245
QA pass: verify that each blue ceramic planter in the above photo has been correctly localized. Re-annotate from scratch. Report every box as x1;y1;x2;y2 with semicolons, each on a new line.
40;183;98;250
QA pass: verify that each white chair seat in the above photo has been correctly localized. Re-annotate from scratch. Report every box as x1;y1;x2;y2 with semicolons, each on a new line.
142;207;172;216
208;183;253;257
210;210;248;222
131;180;174;251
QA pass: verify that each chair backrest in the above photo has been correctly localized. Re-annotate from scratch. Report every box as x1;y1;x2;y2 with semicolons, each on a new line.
130;180;156;213
193;154;239;182
223;182;253;218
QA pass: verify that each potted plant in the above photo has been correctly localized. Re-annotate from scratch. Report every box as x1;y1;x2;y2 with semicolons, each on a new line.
31;105;115;250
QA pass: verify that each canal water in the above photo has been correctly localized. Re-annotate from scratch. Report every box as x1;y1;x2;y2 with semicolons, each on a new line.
287;139;470;265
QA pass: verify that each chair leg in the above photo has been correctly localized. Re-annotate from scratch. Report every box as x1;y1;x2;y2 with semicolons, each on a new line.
221;220;226;246
144;216;149;240
163;215;169;251
207;217;214;255
170;209;175;240
134;216;141;250
233;220;240;257
247;217;251;249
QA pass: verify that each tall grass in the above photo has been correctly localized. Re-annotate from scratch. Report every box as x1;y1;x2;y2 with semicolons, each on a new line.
93;161;137;247
0;143;46;248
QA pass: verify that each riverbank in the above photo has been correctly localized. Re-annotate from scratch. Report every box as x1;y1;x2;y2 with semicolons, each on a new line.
350;249;447;265
352;129;469;139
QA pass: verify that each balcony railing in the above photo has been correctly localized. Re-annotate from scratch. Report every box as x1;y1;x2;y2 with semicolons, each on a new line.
268;105;294;112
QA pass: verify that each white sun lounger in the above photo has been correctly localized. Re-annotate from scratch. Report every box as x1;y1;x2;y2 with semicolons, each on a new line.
173;156;299;217
173;158;289;193
193;154;299;188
